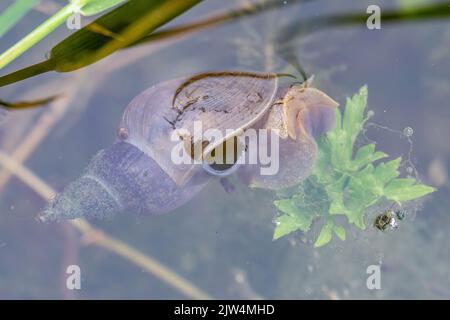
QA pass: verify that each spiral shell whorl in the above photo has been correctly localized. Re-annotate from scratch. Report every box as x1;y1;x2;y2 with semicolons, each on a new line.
41;141;210;221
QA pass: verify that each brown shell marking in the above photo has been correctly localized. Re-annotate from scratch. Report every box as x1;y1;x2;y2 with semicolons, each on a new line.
119;71;284;187
169;71;283;159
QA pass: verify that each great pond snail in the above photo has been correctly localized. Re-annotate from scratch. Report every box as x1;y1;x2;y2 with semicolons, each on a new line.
41;71;338;221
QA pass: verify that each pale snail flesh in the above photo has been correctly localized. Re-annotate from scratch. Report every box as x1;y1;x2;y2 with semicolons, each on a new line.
41;71;338;221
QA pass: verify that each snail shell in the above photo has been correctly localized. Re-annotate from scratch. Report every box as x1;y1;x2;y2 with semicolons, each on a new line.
41;71;338;221
119;71;279;186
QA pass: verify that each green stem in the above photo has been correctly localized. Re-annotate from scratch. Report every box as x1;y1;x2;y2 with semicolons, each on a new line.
0;0;39;38
0;3;76;70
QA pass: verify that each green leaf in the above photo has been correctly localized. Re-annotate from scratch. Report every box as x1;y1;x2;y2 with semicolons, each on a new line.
274;199;299;216
348;164;377;194
54;0;201;72
353;212;366;229
384;181;436;202
0;0;39;38
351;143;388;170
79;0;127;16
342;85;368;145
314;220;334;247
271;85;437;247
325;176;348;215
273;189;321;240
374;158;401;185
273;215;301;240
384;178;416;189
273;212;314;240
313;137;333;183
333;225;346;241
329;130;352;170
397;0;432;11
0;0;202;86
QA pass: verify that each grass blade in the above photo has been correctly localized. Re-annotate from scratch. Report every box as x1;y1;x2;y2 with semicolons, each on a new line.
79;0;127;16
0;3;75;70
0;0;39;38
0;0;202;86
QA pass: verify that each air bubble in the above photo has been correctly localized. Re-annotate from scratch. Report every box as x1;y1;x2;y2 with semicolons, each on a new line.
403;126;414;137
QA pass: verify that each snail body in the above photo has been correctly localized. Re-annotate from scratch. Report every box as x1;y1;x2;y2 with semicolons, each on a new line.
41;71;338;221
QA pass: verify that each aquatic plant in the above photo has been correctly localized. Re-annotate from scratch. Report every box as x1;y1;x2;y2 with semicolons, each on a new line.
1;1;450;89
273;86;435;247
0;0;133;69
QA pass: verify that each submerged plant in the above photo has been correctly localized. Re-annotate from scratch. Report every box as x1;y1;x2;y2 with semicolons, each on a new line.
273;86;435;247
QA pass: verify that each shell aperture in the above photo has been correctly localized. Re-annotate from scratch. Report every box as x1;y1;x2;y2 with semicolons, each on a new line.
241;85;339;190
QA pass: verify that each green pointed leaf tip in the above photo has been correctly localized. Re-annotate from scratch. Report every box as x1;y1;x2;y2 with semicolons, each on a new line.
385;182;435;202
333;225;346;241
314;221;334;247
352;143;388;170
273;214;301;240
374;157;401;185
274;199;299;216
273;212;314;240
272;85;435;247
343;85;368;143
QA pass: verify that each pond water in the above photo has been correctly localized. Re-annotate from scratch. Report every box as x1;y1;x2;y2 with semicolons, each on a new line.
0;0;449;299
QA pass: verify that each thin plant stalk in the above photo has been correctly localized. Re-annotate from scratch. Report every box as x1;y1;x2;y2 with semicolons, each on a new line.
0;3;75;69
0;0;40;38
